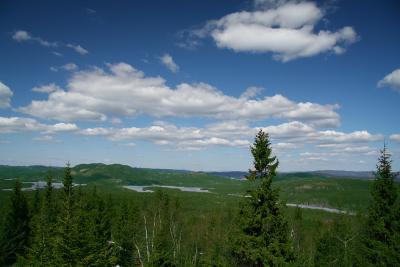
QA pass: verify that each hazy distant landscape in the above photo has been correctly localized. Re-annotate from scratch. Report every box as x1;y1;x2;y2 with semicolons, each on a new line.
0;163;377;212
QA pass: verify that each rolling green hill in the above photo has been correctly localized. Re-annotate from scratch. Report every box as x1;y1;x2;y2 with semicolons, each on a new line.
0;163;378;212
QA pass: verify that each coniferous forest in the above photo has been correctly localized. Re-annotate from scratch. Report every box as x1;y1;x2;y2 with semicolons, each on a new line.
0;130;399;266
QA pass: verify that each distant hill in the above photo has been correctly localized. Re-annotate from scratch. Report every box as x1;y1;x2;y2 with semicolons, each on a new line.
311;170;375;179
0;163;239;186
208;170;400;181
0;163;250;196
0;164;398;184
207;171;247;180
1;163;397;211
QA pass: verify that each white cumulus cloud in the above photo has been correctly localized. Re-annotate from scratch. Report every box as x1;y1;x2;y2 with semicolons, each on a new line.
184;1;358;62
0;82;13;108
0;116;77;134
160;54;179;73
262;121;383;144
32;83;62;93
76;120;383;152
378;68;400;92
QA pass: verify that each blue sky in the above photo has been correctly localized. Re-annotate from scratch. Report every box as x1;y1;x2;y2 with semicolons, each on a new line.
0;0;399;171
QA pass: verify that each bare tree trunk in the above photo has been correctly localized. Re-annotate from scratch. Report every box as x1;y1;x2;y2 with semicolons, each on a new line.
152;212;156;252
134;240;144;267
144;215;150;262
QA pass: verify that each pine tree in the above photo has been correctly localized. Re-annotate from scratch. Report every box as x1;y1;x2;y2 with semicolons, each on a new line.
362;144;400;265
31;186;41;216
232;130;294;266
0;180;31;265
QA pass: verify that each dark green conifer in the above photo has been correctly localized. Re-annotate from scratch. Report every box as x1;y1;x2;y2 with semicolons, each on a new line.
0;180;31;265
362;144;400;265
28;172;56;266
55;163;79;266
233;130;294;266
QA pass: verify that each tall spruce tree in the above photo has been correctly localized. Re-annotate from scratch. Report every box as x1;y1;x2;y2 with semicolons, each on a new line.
232;130;294;266
56;163;79;266
362;144;400;265
0;180;31;265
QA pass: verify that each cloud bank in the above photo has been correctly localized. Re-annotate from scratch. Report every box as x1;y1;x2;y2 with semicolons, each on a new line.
18;62;340;127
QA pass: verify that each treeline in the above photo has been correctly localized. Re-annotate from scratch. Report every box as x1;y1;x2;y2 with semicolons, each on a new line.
0;130;399;266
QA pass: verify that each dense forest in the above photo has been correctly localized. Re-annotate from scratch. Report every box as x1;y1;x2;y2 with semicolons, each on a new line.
0;130;399;266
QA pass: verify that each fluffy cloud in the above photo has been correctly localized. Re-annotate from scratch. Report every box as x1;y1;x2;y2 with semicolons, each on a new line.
160;54;179;73
76;119;383;152
12;30;31;42
12;30;88;55
0;116;77;134
390;134;400;142
18;62;340;126
262;121;383;144
378;68;400;92
46;123;78;133
32;83;62;93
79;122;250;150
0;82;13;108
240;86;263;99
186;1;357;61
0;113;385;154
298;144;379;160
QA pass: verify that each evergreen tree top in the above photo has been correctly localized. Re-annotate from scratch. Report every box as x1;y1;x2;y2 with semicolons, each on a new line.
372;143;397;209
376;142;393;178
247;130;279;181
63;162;73;198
